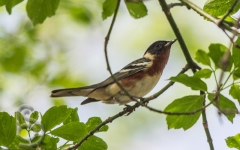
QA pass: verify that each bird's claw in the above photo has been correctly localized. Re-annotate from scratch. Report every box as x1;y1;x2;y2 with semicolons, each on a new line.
123;104;135;116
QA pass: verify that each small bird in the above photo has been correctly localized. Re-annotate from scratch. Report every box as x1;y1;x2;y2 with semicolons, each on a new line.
51;39;177;105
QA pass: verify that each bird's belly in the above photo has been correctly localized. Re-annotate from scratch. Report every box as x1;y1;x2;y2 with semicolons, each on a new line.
129;75;161;97
104;74;161;105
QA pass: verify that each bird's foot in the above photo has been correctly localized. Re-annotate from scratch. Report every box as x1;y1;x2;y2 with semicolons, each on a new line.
123;104;135;116
140;98;149;106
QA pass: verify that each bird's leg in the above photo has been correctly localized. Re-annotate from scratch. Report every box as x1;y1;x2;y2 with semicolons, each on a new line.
139;97;149;106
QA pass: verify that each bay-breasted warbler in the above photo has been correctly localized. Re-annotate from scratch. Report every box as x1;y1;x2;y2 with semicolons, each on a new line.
51;39;177;105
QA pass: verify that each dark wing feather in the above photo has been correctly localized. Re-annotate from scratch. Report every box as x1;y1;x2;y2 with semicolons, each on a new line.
93;57;151;88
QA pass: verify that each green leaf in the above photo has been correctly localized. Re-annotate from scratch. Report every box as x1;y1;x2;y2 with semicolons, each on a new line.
203;0;240;17
125;1;147;19
169;74;208;91
29;111;39;125
233;68;240;80
63;108;79;125
26;0;60;25
229;84;240;104
208;94;237;122
30;124;41;132
232;38;240;68
0;112;16;147
0;0;7;7
86;117;108;132
50;122;87;141
42;105;72;132
8;137;21;150
5;0;23;14
78;136;107;150
102;0;118;20
0;45;28;73
164;95;204;130
208;43;232;71
194;69;212;79
15;112;27;129
195;49;211;66
40;135;59;150
226;133;240;149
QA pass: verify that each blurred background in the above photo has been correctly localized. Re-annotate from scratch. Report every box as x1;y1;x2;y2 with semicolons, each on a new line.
0;0;239;149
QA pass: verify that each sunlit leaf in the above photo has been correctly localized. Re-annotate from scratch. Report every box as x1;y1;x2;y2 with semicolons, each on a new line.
125;1;147;19
195;49;211;66
165;95;204;130
170;74;208;91
63;107;79;125
26;0;60;25
233;68;240;80
229;84;240;105
232;38;240;68
226;133;240;149
102;0;118;20
5;0;23;14
50;122;87;141
0;112;16;147
79;136;107;150
194;69;212;79
40;135;59;150
86;117;108;132
208;43;232;71
42;105;72;131
203;0;240;17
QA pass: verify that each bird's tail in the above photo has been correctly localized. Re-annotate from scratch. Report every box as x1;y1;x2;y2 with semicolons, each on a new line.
50;87;92;97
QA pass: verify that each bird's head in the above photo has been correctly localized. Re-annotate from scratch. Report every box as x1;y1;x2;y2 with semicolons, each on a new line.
143;39;177;60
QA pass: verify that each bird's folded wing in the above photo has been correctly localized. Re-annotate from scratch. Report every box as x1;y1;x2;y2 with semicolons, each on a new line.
94;57;152;88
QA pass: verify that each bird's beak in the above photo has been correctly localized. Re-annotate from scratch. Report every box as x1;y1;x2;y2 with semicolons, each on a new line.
165;39;177;47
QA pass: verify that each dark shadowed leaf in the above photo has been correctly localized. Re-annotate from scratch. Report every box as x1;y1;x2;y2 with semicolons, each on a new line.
194;69;212;79
165;95;204;130
42;105;72;131
208;94;237;122
51;122;87;141
226;133;240;149
125;1;147;19
78;136;107;150
170;74;207;91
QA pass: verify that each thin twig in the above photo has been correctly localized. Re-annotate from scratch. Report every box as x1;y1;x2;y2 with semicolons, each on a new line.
168;3;184;9
201;92;214;150
180;0;240;36
158;0;197;72
144;99;213;115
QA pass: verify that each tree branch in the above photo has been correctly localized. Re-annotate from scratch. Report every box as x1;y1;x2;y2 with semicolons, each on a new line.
158;0;197;72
